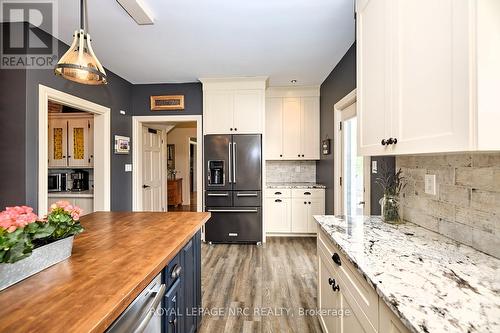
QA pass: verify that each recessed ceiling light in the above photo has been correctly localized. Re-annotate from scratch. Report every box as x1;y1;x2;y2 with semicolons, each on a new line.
291;79;297;84
116;0;154;25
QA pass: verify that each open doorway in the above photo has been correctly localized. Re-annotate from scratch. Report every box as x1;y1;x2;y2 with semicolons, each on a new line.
333;90;371;215
132;115;202;212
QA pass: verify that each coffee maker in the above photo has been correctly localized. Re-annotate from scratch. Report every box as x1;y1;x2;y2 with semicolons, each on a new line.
71;170;89;191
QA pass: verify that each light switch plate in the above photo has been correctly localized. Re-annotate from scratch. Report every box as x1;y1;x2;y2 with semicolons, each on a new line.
371;161;378;174
125;164;132;172
425;174;437;195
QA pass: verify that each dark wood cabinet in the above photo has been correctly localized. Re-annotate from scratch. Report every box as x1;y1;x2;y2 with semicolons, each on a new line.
163;230;202;333
168;178;183;206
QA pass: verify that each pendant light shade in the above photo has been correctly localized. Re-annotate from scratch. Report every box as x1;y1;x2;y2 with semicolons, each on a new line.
54;0;107;85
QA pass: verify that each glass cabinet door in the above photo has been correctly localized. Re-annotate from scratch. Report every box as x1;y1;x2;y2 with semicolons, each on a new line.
68;118;91;167
48;119;68;168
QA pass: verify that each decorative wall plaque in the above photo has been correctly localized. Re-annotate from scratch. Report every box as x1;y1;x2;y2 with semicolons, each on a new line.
150;95;185;111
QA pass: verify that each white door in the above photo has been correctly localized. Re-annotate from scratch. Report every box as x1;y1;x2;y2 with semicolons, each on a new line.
142;127;163;211
265;197;291;233
204;91;234;134
357;0;391;156
282;98;302;159
301;97;320;160
390;0;470;154
48;118;68;168
88;118;94;167
339;102;370;216
68;118;91;167
265;98;283;159
233;90;263;134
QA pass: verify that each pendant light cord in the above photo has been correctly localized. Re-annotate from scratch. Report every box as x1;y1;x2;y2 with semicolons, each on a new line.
80;0;89;32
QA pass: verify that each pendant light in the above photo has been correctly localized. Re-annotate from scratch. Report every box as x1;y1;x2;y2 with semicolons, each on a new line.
54;0;107;85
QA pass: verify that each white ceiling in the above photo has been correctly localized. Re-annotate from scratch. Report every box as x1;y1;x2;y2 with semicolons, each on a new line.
56;0;355;86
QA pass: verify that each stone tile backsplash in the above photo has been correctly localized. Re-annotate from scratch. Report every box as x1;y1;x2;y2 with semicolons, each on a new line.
266;161;316;183
397;152;500;259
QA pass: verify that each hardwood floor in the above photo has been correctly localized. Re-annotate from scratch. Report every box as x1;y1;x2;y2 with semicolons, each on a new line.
199;237;322;333
169;191;197;212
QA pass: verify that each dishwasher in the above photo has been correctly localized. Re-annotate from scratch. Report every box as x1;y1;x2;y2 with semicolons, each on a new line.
106;274;166;333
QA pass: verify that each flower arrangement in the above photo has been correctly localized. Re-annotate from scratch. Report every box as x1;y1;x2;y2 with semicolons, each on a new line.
375;164;407;224
0;201;84;263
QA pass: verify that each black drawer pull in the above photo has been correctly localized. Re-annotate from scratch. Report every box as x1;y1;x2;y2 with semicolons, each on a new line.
332;253;342;266
274;192;282;195
304;192;311;195
275;199;282;203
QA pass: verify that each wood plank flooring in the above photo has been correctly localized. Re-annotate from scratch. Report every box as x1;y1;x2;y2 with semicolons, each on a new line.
199;237;322;333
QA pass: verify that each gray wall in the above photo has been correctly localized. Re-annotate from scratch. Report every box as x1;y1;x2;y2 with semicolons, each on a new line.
0;67;26;208
316;43;395;214
132;83;203;116
370;156;396;215
316;44;357;214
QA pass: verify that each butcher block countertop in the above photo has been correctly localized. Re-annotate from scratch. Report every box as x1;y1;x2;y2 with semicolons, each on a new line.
0;211;211;333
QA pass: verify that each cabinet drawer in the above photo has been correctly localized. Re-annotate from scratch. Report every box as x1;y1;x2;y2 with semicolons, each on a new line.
265;188;291;198
163;252;181;291
318;229;379;328
291;188;324;199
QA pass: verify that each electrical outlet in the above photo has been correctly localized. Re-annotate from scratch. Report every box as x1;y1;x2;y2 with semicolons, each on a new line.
425;174;437;195
125;164;132;172
371;161;378;174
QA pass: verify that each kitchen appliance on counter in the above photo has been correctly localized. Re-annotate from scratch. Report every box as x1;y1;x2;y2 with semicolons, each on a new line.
48;173;67;192
106;274;165;333
204;134;262;244
71;170;89;191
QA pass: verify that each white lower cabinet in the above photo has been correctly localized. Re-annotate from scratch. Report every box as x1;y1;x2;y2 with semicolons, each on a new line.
265;188;324;235
48;197;94;216
318;228;410;333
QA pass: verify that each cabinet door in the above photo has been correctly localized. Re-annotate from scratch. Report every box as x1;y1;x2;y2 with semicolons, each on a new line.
390;0;470;154
291;198;309;233
164;279;181;333
204;91;234;134
356;0;391;156
265;98;283;159
282;98;302;159
88;118;94;167
68;118;91;167
338;289;373;333
318;254;341;333
48;119;68;167
233;90;263;134
181;238;197;333
265;197;291;233
379;299;411;333
301;97;320;160
74;198;93;216
307;198;325;233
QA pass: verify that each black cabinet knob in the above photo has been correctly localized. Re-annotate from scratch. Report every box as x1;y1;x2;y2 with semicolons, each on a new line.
298;154;301;157
328;278;334;285
304;201;307;204
328;278;340;292
302;154;304;157
308;201;311;204
234;128;237;131
230;128;233;131
387;138;395;145
381;139;387;146
332;253;342;266
393;138;398;144
279;154;283;157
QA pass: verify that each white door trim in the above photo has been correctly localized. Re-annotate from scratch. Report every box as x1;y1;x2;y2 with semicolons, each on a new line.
38;84;111;216
132;115;203;212
333;89;371;215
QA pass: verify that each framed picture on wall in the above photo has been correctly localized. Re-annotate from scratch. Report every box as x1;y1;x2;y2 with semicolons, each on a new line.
114;135;130;154
150;95;185;111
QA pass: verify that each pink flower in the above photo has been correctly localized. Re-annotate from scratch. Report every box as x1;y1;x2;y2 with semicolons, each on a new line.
0;206;39;232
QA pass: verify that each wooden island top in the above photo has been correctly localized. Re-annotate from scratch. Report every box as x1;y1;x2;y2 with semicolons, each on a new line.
0;211;211;333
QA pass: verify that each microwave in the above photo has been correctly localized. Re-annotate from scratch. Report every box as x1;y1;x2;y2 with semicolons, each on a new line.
48;173;67;192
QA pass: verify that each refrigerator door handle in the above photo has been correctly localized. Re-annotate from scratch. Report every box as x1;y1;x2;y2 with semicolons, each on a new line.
233;142;237;184
236;192;258;197
207;209;258;213
228;143;232;183
207;193;230;197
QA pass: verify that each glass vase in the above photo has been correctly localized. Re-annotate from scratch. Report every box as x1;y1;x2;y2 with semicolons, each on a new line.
380;195;402;224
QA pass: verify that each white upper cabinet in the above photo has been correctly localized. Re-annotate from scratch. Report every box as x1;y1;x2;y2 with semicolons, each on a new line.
201;77;267;135
357;0;500;156
48;114;93;168
265;98;283;159
265;86;321;160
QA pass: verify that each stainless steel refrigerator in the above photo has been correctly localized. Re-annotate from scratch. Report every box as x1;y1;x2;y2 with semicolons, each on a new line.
204;134;262;244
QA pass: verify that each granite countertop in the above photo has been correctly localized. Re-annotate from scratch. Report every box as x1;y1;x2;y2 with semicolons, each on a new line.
266;182;326;189
314;215;500;333
0;212;211;332
48;190;94;198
